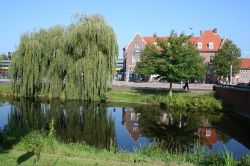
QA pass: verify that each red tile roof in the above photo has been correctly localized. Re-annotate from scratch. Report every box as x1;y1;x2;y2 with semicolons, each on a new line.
196;30;222;52
143;37;168;45
142;30;222;52
240;58;250;69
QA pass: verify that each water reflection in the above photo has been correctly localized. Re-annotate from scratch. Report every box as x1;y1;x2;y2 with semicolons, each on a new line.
122;108;141;141
1;99;116;150
0;98;249;157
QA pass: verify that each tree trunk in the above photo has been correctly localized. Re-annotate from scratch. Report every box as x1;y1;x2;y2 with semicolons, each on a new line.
169;82;173;98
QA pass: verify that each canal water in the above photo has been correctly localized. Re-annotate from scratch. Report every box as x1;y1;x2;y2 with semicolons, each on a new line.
0;98;249;158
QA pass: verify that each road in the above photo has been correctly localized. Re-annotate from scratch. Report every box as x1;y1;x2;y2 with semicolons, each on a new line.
111;81;214;92
0;79;214;92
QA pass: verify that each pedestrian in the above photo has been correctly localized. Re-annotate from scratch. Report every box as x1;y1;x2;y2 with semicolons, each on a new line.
183;80;189;91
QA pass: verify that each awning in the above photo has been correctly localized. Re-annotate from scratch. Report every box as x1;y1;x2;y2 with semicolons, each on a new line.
115;68;122;71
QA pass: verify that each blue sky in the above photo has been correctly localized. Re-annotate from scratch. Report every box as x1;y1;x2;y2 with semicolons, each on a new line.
1;0;250;58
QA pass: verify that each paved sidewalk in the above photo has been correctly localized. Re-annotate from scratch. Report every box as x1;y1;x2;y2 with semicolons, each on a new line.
0;79;11;83
112;81;214;92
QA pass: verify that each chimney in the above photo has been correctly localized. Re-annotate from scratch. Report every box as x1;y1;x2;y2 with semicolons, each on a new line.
200;30;203;36
153;32;157;38
213;28;217;33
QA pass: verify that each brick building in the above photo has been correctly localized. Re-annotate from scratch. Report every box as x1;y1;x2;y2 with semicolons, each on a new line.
237;58;250;83
123;29;226;82
122;108;141;141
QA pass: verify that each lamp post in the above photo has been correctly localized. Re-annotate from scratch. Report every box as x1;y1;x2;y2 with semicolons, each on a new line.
230;65;232;85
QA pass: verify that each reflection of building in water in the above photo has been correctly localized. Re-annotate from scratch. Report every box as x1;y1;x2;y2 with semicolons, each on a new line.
122;108;141;141
198;128;219;149
199;118;219;148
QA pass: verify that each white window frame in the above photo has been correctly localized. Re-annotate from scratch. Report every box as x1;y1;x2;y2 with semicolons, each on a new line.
208;42;214;49
197;42;202;49
206;129;211;137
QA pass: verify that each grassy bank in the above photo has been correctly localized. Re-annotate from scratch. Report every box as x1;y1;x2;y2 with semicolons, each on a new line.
0;131;192;166
106;87;210;104
1;131;249;166
0;83;12;96
0;83;222;113
0;83;217;104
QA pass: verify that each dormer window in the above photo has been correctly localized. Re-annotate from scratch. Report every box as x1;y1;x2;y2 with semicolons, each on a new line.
208;42;214;49
197;42;202;49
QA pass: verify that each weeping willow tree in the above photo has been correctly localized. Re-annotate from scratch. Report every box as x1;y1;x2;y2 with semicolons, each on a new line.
10;14;118;100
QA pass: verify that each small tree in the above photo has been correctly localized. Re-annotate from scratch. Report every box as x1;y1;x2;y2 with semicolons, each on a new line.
136;33;205;97
210;40;241;82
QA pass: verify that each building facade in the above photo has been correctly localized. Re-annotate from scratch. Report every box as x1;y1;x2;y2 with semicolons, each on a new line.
0;60;11;79
123;29;225;82
237;58;250;83
115;58;125;81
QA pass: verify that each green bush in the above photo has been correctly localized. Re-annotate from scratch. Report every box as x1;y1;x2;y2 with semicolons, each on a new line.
164;94;222;112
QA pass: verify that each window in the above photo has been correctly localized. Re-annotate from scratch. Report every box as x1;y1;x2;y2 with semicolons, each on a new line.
132;53;140;63
208;42;214;49
241;74;247;78
131;112;136;121
197;42;202;49
132;54;136;63
206;129;211;137
134;43;141;52
135;43;140;49
133;127;138;132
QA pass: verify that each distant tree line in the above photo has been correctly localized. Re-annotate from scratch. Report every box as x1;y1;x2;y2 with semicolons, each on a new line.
0;52;12;60
10;14;118;100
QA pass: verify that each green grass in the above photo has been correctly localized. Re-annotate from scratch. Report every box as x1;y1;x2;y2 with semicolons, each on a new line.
0;83;12;95
0;83;212;104
0;150;168;166
106;87;211;104
106;88;222;113
0;83;222;112
0;131;193;166
1;131;249;166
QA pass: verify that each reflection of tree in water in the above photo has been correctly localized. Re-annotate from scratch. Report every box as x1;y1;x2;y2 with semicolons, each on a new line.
216;129;231;144
136;106;222;153
0;98;49;145
54;100;116;150
0;99;116;150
